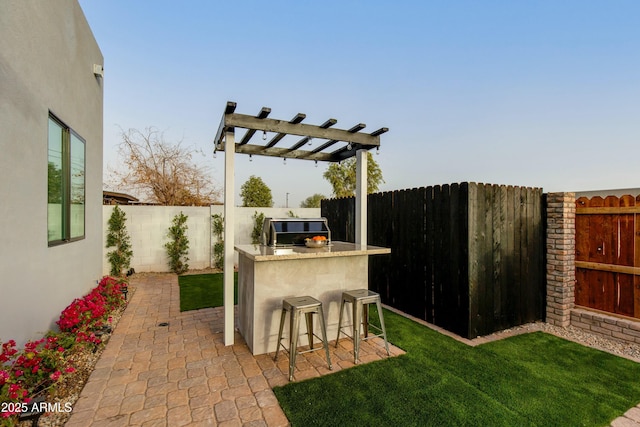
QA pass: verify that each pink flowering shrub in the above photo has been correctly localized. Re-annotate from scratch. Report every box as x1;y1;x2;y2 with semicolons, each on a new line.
57;276;126;335
0;336;75;422
0;276;127;425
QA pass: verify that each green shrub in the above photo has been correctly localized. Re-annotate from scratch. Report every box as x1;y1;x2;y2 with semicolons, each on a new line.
251;211;265;244
212;214;224;269
105;206;133;277
165;212;189;274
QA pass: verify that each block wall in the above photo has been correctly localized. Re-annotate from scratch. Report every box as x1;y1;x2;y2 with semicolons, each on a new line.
545;192;576;327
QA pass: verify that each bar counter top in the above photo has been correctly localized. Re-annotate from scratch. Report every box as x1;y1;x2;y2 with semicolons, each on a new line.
235;241;390;262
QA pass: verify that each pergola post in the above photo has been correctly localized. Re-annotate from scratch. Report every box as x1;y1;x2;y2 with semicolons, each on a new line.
355;149;367;247
223;128;235;346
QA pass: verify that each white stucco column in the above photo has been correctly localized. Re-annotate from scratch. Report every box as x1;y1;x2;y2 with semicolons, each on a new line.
355;149;367;247
223;129;235;346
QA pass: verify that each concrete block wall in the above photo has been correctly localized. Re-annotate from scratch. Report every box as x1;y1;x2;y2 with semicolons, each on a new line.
103;205;213;274
102;205;320;274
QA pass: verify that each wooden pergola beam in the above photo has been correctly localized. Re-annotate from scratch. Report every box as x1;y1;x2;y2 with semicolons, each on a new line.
265;113;306;148
306;123;366;156
236;144;335;162
213;101;237;151
288;118;337;152
370;127;389;137
214;102;387;162
225;101;237;114
222;114;379;147
239;107;271;145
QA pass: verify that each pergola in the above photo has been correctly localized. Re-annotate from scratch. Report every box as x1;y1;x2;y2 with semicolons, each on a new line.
213;101;388;345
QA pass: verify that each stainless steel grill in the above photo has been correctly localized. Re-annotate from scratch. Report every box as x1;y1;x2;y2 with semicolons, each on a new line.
261;217;331;247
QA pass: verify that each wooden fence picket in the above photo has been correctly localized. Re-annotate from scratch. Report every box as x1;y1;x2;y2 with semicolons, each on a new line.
322;182;545;338
575;194;640;319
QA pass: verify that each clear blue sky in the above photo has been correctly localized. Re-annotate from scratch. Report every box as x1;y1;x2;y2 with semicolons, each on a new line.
79;0;640;207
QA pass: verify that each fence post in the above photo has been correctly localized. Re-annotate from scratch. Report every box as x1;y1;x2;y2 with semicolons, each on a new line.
546;192;576;327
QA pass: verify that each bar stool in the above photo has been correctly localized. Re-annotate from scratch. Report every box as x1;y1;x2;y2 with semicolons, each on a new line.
336;289;390;363
274;296;332;381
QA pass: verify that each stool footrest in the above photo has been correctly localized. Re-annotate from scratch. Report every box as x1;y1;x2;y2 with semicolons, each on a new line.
277;332;328;354
336;327;385;342
337;322;384;334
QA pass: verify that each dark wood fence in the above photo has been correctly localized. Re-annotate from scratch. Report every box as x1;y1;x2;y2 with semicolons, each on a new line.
322;183;545;339
575;195;640;319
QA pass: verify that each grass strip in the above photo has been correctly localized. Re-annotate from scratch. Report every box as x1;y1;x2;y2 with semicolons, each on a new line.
274;308;640;426
178;273;237;312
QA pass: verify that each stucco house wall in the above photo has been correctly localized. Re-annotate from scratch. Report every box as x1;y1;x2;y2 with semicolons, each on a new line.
0;1;103;344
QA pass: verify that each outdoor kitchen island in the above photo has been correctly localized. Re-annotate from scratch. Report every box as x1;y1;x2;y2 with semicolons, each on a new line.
235;242;391;355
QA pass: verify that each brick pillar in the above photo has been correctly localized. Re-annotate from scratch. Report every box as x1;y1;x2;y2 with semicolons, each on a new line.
546;192;576;327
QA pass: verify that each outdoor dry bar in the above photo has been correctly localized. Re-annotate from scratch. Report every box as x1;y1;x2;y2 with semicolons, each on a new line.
214;102;389;352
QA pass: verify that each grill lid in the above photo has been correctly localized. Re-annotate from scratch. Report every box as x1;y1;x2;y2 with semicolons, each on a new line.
261;217;331;247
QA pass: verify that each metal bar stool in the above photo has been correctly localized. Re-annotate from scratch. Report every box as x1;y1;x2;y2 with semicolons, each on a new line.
336;289;390;363
274;295;332;381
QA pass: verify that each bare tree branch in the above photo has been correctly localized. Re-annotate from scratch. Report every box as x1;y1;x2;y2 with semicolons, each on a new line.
108;127;220;206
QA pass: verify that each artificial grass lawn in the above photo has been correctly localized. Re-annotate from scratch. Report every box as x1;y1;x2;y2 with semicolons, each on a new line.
274;308;640;427
178;273;237;312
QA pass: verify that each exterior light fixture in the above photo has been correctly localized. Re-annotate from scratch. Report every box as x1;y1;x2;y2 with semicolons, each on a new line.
93;64;104;78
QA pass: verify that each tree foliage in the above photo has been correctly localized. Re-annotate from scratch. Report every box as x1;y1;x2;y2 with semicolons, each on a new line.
240;175;273;207
300;193;326;208
323;152;383;198
165;212;189;274
251;211;265;244
47;162;62;204
106;206;133;277
211;214;224;269
109;127;220;206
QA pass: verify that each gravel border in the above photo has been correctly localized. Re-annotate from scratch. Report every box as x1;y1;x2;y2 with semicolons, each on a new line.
481;321;640;362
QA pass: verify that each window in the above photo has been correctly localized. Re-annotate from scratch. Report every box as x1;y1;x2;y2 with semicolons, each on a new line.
48;113;85;246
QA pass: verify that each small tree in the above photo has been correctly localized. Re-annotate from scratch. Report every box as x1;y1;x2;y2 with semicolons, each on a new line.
300;193;325;208
106;206;133;277
240;175;273;207
323;152;383;197
211;213;224;269
165;212;189;274
251;211;265;244
108;127;220;206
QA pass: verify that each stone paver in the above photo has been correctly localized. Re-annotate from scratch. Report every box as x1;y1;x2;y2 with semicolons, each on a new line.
58;271;640;426
64;273;404;426
611;406;640;427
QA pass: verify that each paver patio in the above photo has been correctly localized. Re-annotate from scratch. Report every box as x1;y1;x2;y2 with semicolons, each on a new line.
64;273;404;426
